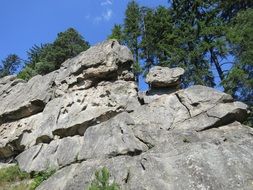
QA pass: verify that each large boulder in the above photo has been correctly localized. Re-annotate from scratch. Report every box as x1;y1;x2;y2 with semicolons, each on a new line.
146;66;185;88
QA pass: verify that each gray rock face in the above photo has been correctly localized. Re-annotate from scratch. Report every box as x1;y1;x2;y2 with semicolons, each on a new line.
146;66;185;88
0;75;17;86
20;80;139;148
54;40;134;95
0;113;42;158
0;73;56;125
0;40;252;190
17;113;148;173
37;122;253;190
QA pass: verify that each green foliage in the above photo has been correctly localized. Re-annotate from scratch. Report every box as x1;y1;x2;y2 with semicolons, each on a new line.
108;24;124;44
11;183;31;190
17;66;38;80
124;0;142;64
18;28;89;80
0;165;29;183
219;0;253;21
224;8;253;126
0;54;21;78
88;167;120;190
0;182;31;190
132;62;142;76
140;6;174;71
29;169;55;190
224;9;253;98
113;0;252;89
0;165;55;190
51;28;90;68
168;0;225;87
0;165;31;190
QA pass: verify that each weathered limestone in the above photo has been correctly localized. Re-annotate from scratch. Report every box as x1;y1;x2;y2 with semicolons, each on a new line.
16;84;249;173
16;136;82;173
0;75;18;86
37;123;253;190
146;66;185;88
0;40;252;190
0;113;42;158
17;113;148;172
22;80;139;147
54;40;134;95
142;66;185;101
0;72;56;124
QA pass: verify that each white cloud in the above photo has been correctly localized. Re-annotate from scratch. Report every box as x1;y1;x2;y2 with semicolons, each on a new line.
103;9;112;21
93;9;112;23
101;0;112;6
91;1;113;24
94;16;103;23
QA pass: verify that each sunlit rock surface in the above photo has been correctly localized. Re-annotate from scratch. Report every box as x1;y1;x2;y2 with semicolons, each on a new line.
0;40;252;190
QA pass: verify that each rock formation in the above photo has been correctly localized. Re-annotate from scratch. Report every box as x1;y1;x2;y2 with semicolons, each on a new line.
0;40;253;190
146;66;184;91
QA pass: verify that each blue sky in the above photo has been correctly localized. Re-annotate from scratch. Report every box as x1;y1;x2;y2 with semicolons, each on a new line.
0;0;226;91
0;0;168;90
0;0;168;61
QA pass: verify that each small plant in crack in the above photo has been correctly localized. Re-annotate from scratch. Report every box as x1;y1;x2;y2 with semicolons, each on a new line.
30;169;55;190
87;167;120;190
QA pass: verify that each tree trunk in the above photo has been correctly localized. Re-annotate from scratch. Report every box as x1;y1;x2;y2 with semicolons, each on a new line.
210;48;224;81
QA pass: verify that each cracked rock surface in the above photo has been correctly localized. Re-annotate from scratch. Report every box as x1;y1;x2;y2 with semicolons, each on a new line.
0;40;252;190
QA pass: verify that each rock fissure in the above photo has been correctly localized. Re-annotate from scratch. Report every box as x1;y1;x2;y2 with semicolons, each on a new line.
175;92;191;118
108;149;143;158
52;109;124;138
124;169;131;184
31;144;43;161
198;112;244;132
0;101;45;125
134;135;155;150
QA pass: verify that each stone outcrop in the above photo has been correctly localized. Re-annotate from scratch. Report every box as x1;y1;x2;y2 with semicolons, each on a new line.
0;40;252;190
0;73;56;125
145;66;185;96
146;66;185;88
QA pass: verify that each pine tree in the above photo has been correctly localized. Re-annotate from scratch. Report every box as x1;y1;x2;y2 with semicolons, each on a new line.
124;1;141;63
140;7;155;72
164;0;217;87
124;1;142;85
51;28;89;68
108;24;124;44
0;54;21;78
219;0;253;21
18;28;89;80
223;9;253;126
